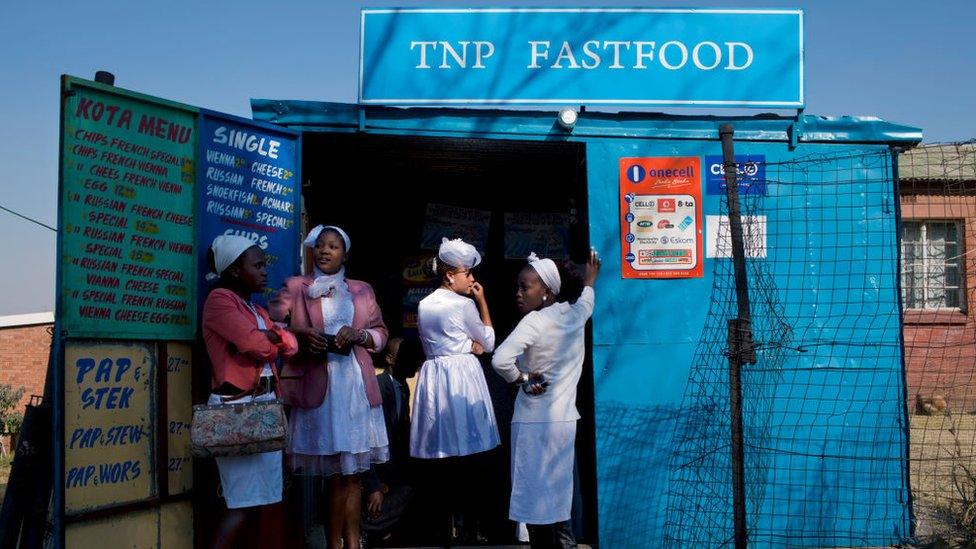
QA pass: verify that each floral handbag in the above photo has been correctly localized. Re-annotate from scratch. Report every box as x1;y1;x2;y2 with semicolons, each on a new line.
190;369;288;458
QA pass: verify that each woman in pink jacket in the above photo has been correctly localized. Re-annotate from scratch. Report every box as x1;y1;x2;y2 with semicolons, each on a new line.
201;234;299;549
269;225;389;548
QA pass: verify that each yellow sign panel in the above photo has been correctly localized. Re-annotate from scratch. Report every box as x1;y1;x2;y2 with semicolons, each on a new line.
64;341;156;513
66;508;158;548
166;342;193;495
160;501;194;549
65;502;192;549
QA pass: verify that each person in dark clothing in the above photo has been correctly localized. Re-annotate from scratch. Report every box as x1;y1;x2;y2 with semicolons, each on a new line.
362;337;423;545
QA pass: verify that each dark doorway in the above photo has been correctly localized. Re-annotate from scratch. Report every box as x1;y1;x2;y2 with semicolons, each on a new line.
300;132;597;545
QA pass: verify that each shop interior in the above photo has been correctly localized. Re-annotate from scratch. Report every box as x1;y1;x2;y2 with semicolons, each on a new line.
300;131;598;545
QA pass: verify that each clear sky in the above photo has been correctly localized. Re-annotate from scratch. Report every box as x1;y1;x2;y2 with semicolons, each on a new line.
1;0;973;315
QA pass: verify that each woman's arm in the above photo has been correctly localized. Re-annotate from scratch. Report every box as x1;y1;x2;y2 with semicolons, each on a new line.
336;284;388;351
490;315;542;383
461;299;495;352
204;291;280;362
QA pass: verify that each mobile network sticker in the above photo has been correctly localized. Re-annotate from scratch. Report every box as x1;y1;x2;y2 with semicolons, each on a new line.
704;155;766;195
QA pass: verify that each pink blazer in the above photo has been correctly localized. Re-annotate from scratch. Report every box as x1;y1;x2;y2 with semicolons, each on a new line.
202;288;299;392
268;275;388;408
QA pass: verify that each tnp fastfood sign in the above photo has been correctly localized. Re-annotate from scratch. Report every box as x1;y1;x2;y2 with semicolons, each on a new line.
360;8;804;108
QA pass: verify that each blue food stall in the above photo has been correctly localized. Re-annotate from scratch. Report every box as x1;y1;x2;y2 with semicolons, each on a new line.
38;7;924;548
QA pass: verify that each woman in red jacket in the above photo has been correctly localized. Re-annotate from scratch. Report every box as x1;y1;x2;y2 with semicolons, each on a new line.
269;225;389;549
201;235;298;549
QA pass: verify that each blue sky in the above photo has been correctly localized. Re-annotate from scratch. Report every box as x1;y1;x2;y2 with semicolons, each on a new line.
1;0;974;315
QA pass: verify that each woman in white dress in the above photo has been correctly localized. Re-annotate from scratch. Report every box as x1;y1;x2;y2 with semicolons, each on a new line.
491;249;601;549
411;237;499;458
269;225;389;549
411;237;499;542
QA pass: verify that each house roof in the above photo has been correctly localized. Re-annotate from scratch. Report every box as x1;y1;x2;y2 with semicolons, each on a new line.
899;142;976;181
0;312;54;329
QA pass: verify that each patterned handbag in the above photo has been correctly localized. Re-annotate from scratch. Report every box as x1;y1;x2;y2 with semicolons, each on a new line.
190;369;288;458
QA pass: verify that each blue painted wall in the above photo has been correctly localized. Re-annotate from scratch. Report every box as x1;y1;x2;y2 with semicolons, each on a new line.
251;101;920;547
586;139;909;547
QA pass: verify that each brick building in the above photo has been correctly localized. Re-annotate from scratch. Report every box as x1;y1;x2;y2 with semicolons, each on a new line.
0;312;53;413
899;142;976;412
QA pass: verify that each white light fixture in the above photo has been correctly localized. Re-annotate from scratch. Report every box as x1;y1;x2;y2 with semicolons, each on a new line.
557;107;578;130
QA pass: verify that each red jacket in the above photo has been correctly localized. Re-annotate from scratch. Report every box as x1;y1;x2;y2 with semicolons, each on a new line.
202;288;299;392
268;275;388;408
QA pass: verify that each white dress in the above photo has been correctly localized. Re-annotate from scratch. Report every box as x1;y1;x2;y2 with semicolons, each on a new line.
410;288;500;458
287;272;389;476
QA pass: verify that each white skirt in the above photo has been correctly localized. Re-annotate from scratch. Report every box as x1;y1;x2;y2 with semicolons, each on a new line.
510;421;576;524
288;352;389;476
410;354;500;459
208;391;283;509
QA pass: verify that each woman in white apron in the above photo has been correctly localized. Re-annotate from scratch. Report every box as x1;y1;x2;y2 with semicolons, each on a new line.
201;235;299;549
492;249;601;549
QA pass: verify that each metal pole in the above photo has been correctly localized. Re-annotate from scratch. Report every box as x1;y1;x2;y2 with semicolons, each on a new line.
719;123;754;549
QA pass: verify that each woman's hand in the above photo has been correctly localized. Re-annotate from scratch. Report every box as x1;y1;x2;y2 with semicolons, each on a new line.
521;372;548;395
295;327;328;354
584;248;602;287
471;341;485;355
471;281;487;304
335;325;361;348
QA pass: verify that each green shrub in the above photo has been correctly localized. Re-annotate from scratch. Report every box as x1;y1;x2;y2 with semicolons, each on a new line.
0;384;25;435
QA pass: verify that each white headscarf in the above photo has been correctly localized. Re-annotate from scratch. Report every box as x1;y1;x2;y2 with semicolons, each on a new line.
210;235;257;278
438;237;481;269
527;252;561;295
303;224;351;251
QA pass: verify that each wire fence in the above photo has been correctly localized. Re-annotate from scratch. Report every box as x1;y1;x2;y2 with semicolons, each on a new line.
609;142;976;547
899;141;976;545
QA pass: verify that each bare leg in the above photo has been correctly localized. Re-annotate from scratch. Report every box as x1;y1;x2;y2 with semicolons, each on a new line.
342;475;363;548
326;475;346;548
212;508;247;549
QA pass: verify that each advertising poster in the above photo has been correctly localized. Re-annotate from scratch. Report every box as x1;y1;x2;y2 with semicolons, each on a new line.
705;215;768;259
400;255;437;330
619;157;703;279
421;203;491;253
59;79;196;339
196;112;301;306
504;212;570;260
704;154;766;196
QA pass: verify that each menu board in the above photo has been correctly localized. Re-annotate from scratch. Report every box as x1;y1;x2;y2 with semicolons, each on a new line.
59;78;196;339
64;341;156;513
196;112;301;306
165;342;193;495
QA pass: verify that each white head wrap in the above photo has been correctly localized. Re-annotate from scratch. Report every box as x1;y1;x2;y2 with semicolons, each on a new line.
527;252;561;295
303;224;351;251
210;235;257;278
437;238;481;269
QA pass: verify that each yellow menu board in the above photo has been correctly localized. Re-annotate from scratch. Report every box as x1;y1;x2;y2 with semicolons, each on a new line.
64;341;155;513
